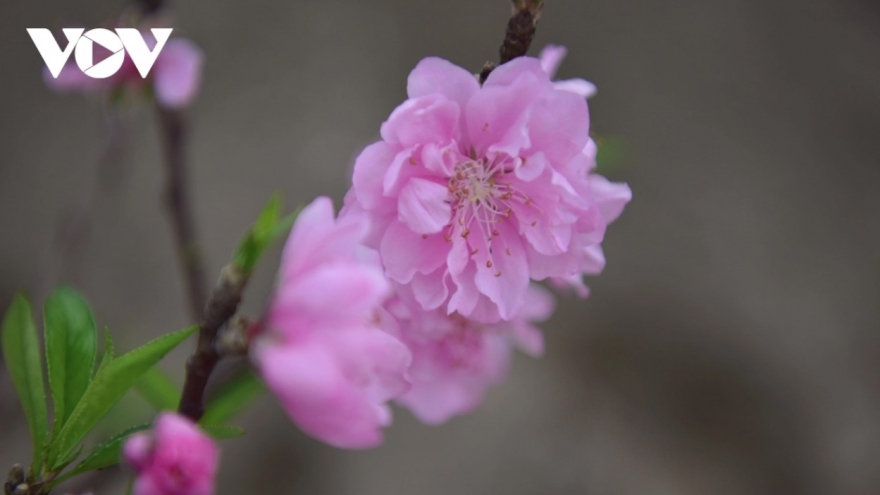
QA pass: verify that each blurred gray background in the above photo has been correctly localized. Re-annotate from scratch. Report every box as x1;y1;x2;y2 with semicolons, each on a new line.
2;0;880;494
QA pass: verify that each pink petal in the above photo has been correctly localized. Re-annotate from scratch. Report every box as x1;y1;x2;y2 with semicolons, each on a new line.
410;269;449;310
581;244;607;275
554;78;597;98
514;152;547;182
380;94;460;148
380;221;449;283
398;178;451;234
482;56;549;89
447;256;480;317
526;86;591;166
259;342;383;449
471;224;530;320
465;73;538;157
280;197;368;281
352;141;397;211
590;175;632;223
407;56;480;109
153;38;204;108
270;263;389;334
549;274;591;299
538;44;567;78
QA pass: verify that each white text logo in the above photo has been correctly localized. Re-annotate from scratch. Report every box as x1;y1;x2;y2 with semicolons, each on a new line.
27;28;173;79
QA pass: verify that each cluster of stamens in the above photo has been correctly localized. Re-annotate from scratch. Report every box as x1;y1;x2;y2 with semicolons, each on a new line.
442;152;538;277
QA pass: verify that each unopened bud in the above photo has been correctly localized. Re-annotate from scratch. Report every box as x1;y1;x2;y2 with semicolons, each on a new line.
7;464;24;486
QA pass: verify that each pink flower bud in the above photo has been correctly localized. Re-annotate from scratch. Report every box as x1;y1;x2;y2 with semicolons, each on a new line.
123;413;219;495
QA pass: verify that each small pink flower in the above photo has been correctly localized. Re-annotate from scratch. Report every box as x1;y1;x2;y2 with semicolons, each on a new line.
43;30;203;108
123;413;219;495
253;197;411;449
344;50;630;323
387;285;554;424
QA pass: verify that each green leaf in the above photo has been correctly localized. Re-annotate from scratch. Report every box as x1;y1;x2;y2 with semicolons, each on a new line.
48;423;150;488
1;294;49;473
134;367;180;411
255;193;281;238
232;195;298;275
47;325;197;469
201;371;265;425
199;424;245;439
44;287;98;434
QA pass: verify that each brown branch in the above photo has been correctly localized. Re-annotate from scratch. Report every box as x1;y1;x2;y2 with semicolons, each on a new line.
156;107;209;321
178;265;248;421
479;0;545;84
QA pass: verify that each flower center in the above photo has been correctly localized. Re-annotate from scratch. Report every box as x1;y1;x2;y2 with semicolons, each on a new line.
444;154;537;277
447;156;512;238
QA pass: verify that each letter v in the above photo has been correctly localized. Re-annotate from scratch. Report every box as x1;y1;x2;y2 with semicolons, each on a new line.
117;28;173;78
27;28;84;78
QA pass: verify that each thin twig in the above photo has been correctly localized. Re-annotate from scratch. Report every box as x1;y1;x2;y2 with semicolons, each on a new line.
50;112;128;291
156;107;209;320
479;0;545;84
178;265;248;421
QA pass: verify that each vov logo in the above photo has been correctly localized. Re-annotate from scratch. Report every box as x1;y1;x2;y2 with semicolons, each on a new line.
27;28;173;79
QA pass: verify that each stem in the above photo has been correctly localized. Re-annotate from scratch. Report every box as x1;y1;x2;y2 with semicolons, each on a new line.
479;0;545;84
178;265;248;421
156;107;209;321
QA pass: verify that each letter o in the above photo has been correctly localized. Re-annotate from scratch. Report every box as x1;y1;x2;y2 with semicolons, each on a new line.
75;28;125;79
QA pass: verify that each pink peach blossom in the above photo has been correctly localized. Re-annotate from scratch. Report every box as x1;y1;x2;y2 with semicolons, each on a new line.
344;51;630;323
387;285;554;424
123;413;219;495
253;196;411;449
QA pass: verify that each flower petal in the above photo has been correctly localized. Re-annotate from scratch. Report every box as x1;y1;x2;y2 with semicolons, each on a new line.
153;38;204;108
407;56;479;109
554;78;597;99
398;178;451;234
380;94;460;148
590;175;632;223
380;221;449;283
352;141;397;211
538;44;567;78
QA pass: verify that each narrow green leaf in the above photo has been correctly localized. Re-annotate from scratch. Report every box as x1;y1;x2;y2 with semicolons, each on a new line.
48;423;150;488
201;371;265;425
44;287;98;433
134;367;180;411
254;193;281;237
199;424;245;439
232;195;297;275
1;294;49;472
47;325;197;468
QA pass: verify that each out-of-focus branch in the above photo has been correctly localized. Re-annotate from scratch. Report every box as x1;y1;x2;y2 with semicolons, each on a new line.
156;107;209;321
51;113;128;289
479;0;545;84
135;0;164;14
